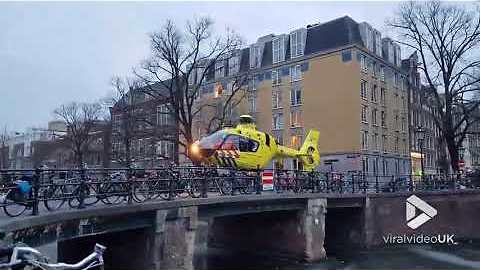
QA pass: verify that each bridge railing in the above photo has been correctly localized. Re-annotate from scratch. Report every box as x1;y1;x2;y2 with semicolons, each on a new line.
0;167;477;217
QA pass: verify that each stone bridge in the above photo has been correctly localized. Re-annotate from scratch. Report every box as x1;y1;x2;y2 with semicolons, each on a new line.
1;190;480;270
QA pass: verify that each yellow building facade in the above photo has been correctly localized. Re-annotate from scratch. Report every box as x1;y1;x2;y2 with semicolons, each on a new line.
193;16;411;175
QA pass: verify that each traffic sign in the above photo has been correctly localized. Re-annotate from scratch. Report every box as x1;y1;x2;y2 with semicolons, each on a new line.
262;171;274;191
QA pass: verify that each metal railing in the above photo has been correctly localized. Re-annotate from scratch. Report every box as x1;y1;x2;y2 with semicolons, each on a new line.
0;167;477;218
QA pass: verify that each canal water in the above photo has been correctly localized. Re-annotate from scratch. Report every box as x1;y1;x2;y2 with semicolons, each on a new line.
207;241;480;270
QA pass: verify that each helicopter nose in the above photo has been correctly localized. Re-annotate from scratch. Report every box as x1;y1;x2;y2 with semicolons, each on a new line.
190;141;215;159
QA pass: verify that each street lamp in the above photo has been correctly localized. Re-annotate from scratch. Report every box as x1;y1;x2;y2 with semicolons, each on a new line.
416;126;426;178
458;146;466;172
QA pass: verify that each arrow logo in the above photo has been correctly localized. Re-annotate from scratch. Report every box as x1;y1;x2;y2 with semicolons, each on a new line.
406;195;437;229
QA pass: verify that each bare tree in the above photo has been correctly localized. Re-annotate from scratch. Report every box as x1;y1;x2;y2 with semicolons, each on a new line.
0;126;9;169
54;102;104;167
135;17;249;161
108;77;143;167
108;77;176;167
389;1;480;172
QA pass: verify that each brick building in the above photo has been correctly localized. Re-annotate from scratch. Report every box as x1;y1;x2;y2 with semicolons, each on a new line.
110;82;178;168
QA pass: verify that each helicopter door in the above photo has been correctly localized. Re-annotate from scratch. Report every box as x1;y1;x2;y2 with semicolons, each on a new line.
237;136;262;168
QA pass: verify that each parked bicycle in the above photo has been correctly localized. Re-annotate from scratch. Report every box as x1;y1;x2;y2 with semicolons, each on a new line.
0;243;105;270
1;175;35;217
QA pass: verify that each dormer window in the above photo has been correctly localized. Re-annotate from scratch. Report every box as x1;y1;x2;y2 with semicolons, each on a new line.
290;29;306;58
228;54;240;76
249;45;262;69
272;36;286;64
215;60;225;79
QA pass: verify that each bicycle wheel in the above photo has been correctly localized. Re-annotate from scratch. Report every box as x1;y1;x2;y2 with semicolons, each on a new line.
219;179;233;195
292;178;303;193
238;178;253;195
2;190;28;217
133;181;153;203
155;179;171;200
176;180;191;199
44;185;66;211
103;183;127;205
317;180;327;193
189;179;203;198
83;184;100;206
68;184;99;208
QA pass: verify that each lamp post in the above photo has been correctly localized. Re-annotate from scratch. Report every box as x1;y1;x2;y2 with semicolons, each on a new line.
416;126;426;180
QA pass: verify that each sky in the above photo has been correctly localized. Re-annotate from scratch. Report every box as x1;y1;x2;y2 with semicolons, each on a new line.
0;1;402;132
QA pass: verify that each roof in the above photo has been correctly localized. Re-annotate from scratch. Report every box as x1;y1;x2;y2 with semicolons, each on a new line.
305;16;363;54
252;16;364;68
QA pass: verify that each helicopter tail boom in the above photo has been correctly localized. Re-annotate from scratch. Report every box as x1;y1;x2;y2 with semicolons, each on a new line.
299;130;320;171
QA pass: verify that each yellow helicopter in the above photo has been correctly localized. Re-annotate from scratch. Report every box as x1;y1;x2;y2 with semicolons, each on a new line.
190;115;320;171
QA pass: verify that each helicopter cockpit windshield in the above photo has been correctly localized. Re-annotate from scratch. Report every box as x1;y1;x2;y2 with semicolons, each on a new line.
198;131;228;150
198;131;259;154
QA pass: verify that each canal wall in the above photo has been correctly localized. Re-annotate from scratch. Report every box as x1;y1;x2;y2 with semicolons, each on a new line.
364;190;480;247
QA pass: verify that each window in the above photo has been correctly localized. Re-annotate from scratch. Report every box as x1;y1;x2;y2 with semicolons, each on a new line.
381;111;386;127
272;70;281;85
360;55;367;72
371;84;378;102
222;135;259;152
274;132;283;146
362;131;369;150
228;55;240;75
395;136;399;153
401;117;406;131
361;80;368;99
372;133;379;151
380;66;385;81
290;86;302;106
249;77;257;91
238;136;259;152
156;104;170;126
291;134;303;149
137;139;145;156
372;108;378;125
156;140;174;158
273;113;284;130
373;61;377;77
361;105;368;123
290;110;303;127
342;50;352;62
290;30;305;58
382;159;388;175
395;114;399;130
249;45;262;68
362;157;369;172
290;65;302;82
248;95;256;113
272;36;285;64
394;73;399;87
380;88;386;105
272;91;282;109
382;135;387;153
112;114;121;133
215;60;225;78
112;141;121;156
373;158;379;175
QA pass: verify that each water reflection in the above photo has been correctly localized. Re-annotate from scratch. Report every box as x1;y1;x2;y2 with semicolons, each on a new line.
207;242;480;270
